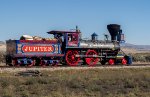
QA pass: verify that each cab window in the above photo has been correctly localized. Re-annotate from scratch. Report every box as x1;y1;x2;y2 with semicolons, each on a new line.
68;34;78;42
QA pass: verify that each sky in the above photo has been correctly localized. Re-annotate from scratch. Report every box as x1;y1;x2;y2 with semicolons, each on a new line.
0;0;150;45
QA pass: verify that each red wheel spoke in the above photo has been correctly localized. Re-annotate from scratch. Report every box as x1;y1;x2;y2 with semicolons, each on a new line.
28;60;35;67
85;50;98;66
65;50;80;66
40;60;46;67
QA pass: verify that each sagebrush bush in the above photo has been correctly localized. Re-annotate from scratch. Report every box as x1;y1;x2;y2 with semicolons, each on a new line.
132;53;150;62
132;55;146;62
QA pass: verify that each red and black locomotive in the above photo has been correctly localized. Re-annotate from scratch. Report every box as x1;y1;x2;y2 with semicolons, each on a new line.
6;24;132;67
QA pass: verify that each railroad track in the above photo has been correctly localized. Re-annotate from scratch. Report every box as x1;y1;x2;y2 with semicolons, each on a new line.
0;64;150;73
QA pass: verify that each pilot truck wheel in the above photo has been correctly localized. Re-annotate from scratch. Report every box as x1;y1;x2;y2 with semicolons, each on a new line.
108;59;115;65
122;58;127;65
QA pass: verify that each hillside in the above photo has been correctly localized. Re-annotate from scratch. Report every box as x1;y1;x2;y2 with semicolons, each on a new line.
121;43;150;54
123;43;150;51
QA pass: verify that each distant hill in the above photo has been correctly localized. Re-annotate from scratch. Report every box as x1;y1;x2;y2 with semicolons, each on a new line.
124;43;150;50
121;43;150;53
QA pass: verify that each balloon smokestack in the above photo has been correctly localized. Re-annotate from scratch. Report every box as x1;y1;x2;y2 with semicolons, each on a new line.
107;24;120;41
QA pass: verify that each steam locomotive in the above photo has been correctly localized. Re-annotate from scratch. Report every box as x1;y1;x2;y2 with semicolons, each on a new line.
6;24;132;66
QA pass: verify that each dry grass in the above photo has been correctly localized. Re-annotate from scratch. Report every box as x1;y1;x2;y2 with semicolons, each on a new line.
132;53;150;62
0;68;150;97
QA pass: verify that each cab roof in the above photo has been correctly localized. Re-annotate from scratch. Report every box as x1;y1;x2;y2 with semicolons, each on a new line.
47;30;81;34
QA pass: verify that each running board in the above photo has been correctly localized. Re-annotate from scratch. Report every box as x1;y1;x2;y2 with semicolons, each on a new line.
75;55;105;58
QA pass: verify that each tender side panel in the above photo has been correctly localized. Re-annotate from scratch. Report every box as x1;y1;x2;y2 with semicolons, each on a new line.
16;40;61;56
